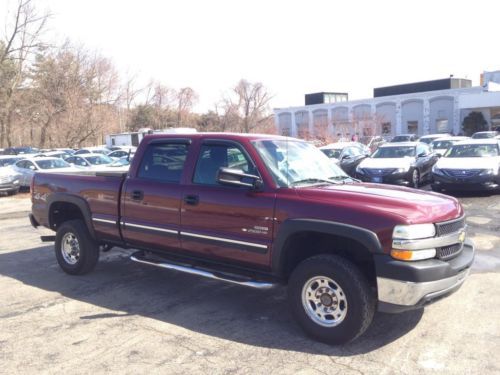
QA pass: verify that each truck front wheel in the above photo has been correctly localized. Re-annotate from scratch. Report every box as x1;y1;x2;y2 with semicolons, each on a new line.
288;254;375;344
55;220;99;275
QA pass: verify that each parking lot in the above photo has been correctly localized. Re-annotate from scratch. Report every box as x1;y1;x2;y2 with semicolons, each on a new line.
0;191;499;374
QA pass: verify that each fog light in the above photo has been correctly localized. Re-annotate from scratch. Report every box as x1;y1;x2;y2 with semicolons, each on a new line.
390;248;436;261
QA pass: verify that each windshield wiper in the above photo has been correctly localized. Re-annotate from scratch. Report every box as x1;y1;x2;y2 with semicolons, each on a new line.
290;177;341;187
328;175;361;183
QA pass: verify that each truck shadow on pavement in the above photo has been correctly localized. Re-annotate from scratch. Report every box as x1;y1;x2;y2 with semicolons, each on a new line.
0;245;423;355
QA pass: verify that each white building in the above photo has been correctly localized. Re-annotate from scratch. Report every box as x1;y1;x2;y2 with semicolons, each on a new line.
274;72;500;140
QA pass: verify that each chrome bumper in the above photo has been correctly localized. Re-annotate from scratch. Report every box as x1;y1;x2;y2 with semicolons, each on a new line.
377;267;470;307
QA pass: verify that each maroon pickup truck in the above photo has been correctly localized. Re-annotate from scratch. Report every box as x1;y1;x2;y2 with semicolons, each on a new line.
30;133;474;344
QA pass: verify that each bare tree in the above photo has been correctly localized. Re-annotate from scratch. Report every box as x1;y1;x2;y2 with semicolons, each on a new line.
227;79;273;133
176;87;198;126
0;0;50;147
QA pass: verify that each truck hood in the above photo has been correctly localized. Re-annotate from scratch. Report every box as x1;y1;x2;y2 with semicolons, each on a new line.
296;183;462;224
435;156;500;170
359;157;413;169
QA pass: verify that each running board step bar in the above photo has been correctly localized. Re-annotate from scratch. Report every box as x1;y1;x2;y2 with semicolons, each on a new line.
130;251;276;290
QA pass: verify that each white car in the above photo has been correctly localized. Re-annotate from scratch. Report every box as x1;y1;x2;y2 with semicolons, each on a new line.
0;165;22;195
430;136;469;156
13;157;81;188
74;147;111;156
431;139;500;192
64;153;114;170
107;149;135;160
419;133;451;145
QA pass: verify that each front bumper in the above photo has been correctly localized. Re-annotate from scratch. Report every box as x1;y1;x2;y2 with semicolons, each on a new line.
356;170;412;186
432;173;499;191
375;240;474;313
0;181;20;193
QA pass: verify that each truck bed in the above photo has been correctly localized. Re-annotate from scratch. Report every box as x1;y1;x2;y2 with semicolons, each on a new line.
31;172;125;242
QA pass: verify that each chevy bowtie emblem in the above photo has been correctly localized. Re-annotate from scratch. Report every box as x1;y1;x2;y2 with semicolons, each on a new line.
458;231;466;243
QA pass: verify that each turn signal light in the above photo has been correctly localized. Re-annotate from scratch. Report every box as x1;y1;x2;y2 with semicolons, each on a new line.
390;248;436;261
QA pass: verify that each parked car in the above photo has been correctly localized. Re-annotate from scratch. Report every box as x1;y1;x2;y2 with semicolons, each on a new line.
431;139;500;192
74;147;111;155
319;142;369;176
13;157;79;188
471;131;499;139
430;136;469;156
107;149;135;160
0;162;22;196
64;153;114;169
360;135;386;153
105;157;131;172
33;151;68;159
355;142;438;187
419;133;451;145
390;134;419;142
30;133;474;344
0;155;24;168
3;146;39;155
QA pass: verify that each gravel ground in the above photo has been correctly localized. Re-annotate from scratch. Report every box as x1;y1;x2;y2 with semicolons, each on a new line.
0;191;499;374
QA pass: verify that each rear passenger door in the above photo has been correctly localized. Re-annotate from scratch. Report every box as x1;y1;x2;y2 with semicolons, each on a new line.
121;140;190;252
180;141;275;268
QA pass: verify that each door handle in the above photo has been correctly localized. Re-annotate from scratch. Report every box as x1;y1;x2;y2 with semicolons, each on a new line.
184;194;199;205
132;190;144;201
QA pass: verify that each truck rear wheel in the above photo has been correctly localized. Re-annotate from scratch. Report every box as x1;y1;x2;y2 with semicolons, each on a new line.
288;254;375;344
55;220;99;275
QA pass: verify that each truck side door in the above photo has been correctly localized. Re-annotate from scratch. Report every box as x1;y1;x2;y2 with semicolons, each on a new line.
180;140;275;268
120;140;190;252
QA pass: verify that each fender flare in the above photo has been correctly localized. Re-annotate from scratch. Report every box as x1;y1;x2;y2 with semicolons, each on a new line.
46;193;96;240
271;219;383;277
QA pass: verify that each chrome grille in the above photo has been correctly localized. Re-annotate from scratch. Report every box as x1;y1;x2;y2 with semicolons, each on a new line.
0;176;10;184
363;168;396;177
442;169;483;178
436;243;463;260
436;217;466;236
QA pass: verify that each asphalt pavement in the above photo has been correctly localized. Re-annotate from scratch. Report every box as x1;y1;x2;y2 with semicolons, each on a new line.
0;191;499;374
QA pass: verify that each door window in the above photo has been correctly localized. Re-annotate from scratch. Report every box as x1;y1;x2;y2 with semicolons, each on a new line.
193;144;256;185
137;143;189;183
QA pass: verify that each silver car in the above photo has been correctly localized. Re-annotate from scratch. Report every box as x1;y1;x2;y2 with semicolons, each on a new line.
13;157;80;188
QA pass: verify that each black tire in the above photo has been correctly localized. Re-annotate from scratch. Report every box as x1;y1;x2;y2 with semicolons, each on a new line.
288;254;375;345
411;169;420;188
55;220;99;275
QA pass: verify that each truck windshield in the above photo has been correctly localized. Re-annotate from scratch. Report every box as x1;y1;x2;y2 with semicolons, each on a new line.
252;139;348;187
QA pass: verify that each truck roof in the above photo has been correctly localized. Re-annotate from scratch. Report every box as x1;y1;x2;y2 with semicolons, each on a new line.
142;132;291;142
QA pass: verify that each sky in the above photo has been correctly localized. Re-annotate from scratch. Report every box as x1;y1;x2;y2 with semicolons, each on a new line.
2;0;499;112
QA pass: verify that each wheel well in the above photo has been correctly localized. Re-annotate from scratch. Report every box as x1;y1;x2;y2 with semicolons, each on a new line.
49;202;85;231
281;231;377;287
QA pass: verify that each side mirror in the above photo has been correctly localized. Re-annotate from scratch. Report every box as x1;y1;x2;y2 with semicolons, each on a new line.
29;165;36;170
341;154;351;160
217;167;263;190
417;152;427;158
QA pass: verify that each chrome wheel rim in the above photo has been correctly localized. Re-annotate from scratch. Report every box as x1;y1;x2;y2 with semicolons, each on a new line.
412;170;419;187
301;276;348;327
61;232;80;265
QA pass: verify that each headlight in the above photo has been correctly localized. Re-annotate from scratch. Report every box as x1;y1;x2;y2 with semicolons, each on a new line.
393;224;436;240
479;169;497;176
393;166;409;173
432;165;443;174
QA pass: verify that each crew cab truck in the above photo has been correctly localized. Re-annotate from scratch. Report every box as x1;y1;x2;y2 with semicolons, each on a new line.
29;133;474;344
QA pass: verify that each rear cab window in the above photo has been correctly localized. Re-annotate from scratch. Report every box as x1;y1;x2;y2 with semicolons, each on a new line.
137;142;189;183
